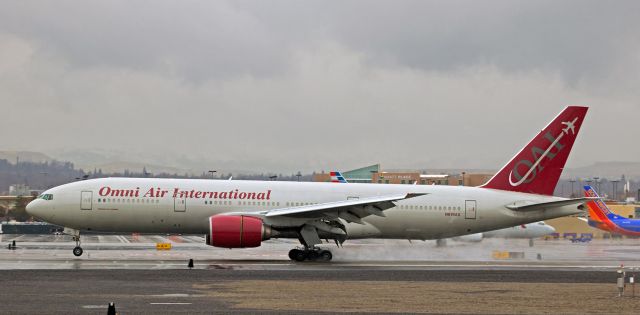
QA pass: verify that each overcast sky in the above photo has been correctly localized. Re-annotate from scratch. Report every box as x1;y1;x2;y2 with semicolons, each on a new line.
1;1;639;173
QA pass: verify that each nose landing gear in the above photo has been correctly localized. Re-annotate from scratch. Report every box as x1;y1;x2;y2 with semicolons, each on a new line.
288;247;333;262
72;245;83;257
66;229;83;257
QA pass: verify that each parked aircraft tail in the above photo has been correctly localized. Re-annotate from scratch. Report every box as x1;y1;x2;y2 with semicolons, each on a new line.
583;185;615;222
583;185;640;236
330;171;348;183
481;106;588;195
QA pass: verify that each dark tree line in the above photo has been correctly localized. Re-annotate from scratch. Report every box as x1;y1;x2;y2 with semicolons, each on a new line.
0;159;85;193
0;158;316;194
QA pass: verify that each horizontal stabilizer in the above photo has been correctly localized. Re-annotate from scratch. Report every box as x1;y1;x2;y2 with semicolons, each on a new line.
505;197;597;212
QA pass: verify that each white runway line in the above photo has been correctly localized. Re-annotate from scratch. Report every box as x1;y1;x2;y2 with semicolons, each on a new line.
116;235;130;243
82;305;108;309
149;303;192;305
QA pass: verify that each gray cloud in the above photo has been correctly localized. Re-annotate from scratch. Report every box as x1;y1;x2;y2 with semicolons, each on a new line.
0;1;639;173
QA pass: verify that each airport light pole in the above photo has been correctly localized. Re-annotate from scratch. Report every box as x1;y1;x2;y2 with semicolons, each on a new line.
569;179;576;198
208;170;217;178
461;172;466;186
296;171;302;182
612;180;620;201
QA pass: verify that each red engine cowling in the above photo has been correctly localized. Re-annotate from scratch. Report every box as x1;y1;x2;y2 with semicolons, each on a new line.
207;215;271;248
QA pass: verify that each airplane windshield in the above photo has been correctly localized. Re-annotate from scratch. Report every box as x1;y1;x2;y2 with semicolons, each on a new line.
38;194;53;201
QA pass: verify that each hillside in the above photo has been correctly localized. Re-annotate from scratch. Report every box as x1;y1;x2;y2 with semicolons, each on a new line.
0;151;54;164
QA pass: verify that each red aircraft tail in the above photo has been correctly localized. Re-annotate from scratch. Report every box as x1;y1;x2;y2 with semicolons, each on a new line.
481;106;588;195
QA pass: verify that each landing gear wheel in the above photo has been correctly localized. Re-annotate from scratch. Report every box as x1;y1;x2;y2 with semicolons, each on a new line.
288;248;333;262
288;249;297;260
289;249;307;262
72;233;83;257
289;249;304;261
319;250;333;262
293;250;307;262
306;250;319;261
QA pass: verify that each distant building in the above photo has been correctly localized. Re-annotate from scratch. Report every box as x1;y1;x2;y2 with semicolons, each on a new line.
313;164;380;183
9;184;31;196
314;164;492;186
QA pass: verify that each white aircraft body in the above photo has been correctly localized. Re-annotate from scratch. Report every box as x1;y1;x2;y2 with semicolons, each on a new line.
27;106;590;261
452;221;555;244
483;221;555;239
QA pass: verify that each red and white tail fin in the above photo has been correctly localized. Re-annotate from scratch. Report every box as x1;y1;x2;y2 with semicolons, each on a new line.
481;106;588;195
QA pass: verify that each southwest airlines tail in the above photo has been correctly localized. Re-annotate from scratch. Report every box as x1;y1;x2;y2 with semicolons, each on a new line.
582;185;640;236
583;186;614;223
482;106;588;195
330;171;348;183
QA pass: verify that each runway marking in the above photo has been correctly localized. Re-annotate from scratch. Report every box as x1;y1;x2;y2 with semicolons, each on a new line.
117;235;131;243
82;305;108;309
150;302;192;305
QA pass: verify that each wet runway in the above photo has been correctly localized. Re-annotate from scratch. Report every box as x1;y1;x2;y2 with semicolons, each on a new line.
2;234;640;270
1;235;640;314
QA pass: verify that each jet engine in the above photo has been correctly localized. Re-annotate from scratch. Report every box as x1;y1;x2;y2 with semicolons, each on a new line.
206;215;272;248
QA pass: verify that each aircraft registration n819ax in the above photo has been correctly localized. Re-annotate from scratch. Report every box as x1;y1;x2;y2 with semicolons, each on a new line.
27;106;590;261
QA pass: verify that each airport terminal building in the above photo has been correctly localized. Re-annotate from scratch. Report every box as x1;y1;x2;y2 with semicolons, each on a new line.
312;164;493;187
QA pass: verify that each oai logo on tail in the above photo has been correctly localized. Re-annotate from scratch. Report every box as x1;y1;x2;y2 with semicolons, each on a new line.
508;117;577;187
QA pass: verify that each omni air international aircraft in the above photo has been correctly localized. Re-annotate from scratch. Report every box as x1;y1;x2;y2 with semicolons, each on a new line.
27;106;591;262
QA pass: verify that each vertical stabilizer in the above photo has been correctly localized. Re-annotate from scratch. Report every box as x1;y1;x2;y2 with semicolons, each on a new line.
481;106;588;195
583;186;614;222
330;171;348;183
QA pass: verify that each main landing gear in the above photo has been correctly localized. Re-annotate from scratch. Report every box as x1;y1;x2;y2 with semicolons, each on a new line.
288;247;332;262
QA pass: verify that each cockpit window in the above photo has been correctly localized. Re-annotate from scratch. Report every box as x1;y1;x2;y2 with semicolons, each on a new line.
38;194;53;200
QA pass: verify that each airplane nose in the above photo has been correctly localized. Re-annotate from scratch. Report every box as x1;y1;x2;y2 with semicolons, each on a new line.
26;200;39;217
26;200;34;214
546;225;556;234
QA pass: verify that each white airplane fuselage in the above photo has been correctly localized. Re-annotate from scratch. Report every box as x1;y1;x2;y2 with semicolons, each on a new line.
27;177;579;240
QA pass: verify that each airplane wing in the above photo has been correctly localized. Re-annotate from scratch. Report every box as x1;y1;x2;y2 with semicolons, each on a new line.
226;193;425;223
224;192;424;247
505;197;598;212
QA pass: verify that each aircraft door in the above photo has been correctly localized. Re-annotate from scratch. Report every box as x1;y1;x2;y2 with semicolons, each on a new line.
174;197;186;212
465;200;477;219
81;191;93;210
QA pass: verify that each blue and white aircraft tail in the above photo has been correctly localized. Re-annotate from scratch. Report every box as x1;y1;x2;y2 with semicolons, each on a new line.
330;171;348;183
